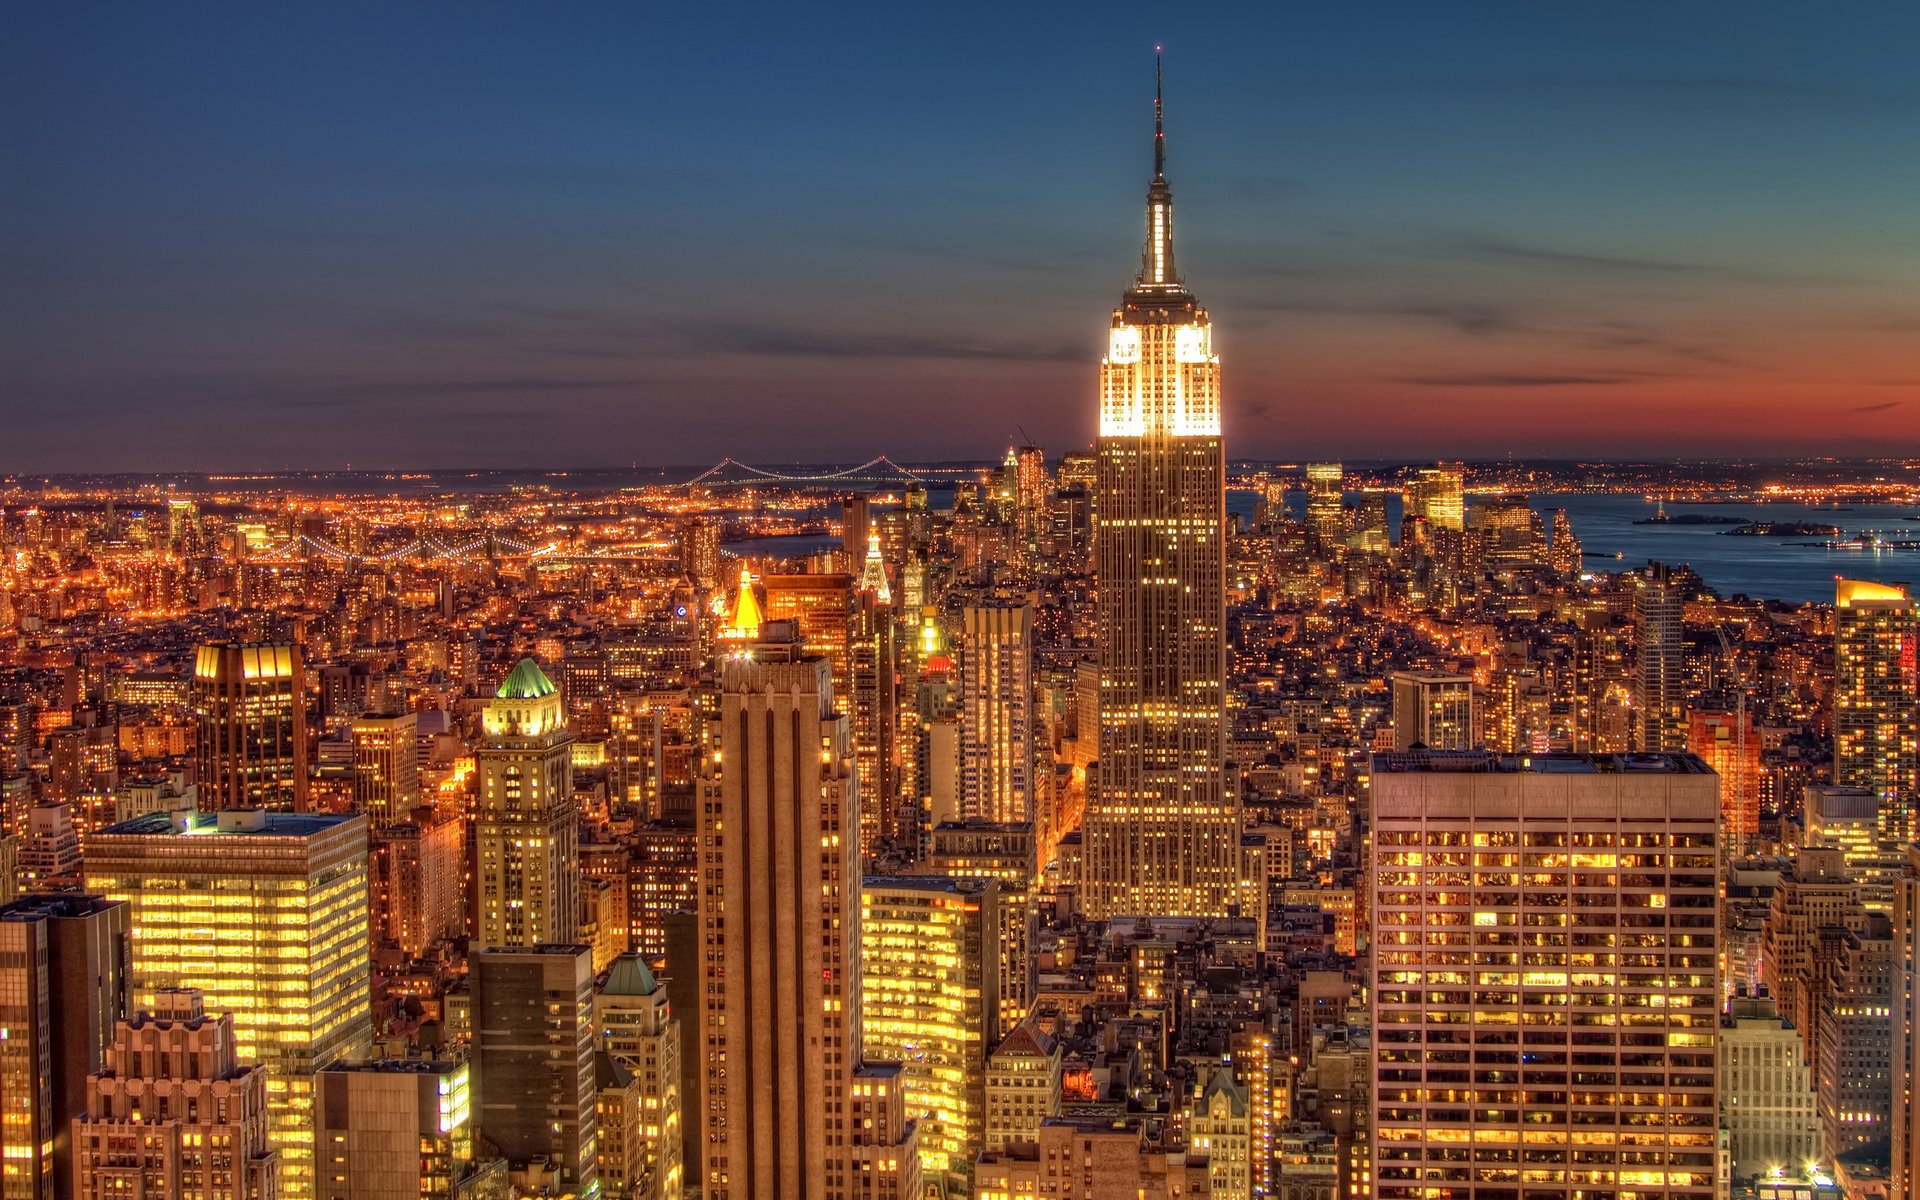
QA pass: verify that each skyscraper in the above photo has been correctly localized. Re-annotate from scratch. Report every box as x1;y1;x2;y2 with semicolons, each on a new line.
594;953;684;1200
698;622;851;1192
1634;564;1685;752
696;620;911;1198
1305;462;1345;546
85;809;372;1200
859;875;1000;1190
1370;750;1719;1200
0;894;129;1200
475;657;579;948
192;642;308;811
958;601;1034;824
1082;56;1240;920
1404;462;1465;533
349;710;419;829
1834;578;1919;847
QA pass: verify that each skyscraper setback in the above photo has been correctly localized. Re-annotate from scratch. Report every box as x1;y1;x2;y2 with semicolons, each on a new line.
1082;56;1240;920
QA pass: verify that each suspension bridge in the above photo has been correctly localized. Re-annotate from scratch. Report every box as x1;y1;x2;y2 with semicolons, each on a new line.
677;455;932;488
246;530;556;566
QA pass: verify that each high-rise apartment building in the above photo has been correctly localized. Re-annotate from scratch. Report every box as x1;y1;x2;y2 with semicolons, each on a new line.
72;989;278;1200
475;658;579;948
1817;912;1895;1158
1389;670;1474;751
859;876;1000;1189
1634;565;1685;753
472;945;598;1195
85;809;372;1200
0;894;128;1200
1370;750;1719;1200
697;621;911;1198
1082;61;1240;920
192;643;308;811
1834;578;1919;847
958;602;1033;824
350;711;419;829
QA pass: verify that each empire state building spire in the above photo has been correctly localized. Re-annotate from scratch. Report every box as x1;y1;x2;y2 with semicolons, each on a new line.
1139;45;1179;291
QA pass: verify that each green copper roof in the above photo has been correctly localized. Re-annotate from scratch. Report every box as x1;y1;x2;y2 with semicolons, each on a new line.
600;952;661;997
495;657;558;700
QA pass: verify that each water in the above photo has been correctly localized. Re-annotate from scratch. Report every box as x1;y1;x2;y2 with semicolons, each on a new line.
1536;494;1920;605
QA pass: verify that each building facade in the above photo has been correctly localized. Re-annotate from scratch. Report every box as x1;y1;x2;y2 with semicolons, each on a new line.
192;643;308;811
1370;751;1719;1200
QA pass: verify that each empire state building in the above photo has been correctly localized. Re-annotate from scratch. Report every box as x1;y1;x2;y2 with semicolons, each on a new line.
1081;56;1241;919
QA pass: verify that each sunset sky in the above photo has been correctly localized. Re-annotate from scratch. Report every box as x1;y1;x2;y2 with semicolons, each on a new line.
7;2;1920;470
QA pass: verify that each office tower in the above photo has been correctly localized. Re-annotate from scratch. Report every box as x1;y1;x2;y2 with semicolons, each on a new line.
594;954;683;1200
472;946;598;1195
0;895;129;1200
1388;670;1474;750
1547;507;1582;574
1834;578;1920;846
350;711;419;828
859;876;999;1189
1818;912;1895;1157
1720;992;1819;1186
1895;845;1920;1200
958;602;1034;824
1688;708;1759;854
840;495;872;571
927;820;1036;1033
475;658;579;948
0;834;14;903
1404;462;1465;532
72;989;277;1200
85;809;372;1200
371;808;466;957
1083;60;1240;920
1633;564;1685;752
317;1059;497;1200
1305;462;1345;545
1370;750;1719;1200
698;623;893;1199
192;642;309;811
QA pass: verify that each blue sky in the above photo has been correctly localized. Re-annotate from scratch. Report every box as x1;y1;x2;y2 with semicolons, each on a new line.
6;1;1919;469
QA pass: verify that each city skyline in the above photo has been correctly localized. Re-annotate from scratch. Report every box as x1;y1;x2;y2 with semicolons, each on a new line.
10;4;1920;471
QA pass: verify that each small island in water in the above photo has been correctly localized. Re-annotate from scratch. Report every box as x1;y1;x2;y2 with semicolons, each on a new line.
1633;512;1745;526
1722;521;1843;537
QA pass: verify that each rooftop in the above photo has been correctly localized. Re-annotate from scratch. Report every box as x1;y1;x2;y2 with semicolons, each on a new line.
1371;750;1714;775
94;809;360;838
495;656;558;700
